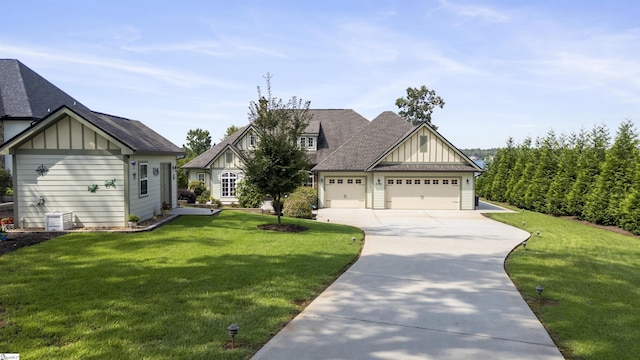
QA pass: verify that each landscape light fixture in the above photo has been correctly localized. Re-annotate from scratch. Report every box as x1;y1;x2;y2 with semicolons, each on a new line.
521;240;527;249
536;230;541;237
352;236;356;243
227;323;239;349
536;285;544;303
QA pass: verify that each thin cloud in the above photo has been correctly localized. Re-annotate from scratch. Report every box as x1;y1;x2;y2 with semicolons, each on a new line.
437;0;511;23
0;42;236;89
122;38;289;59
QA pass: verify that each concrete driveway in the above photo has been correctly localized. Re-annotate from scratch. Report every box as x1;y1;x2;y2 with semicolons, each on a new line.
252;207;564;359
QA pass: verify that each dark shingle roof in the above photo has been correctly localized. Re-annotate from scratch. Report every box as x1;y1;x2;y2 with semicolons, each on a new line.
312;111;414;171
0;59;88;119
309;109;370;165
182;109;370;169
76;108;183;154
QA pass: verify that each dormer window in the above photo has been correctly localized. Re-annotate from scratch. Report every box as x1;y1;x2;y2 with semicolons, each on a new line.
250;135;256;147
298;136;317;151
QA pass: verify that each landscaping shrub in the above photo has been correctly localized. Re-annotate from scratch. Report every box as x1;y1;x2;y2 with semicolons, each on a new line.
196;190;210;204
188;180;207;196
178;189;196;203
284;192;312;219
236;179;265;208
293;186;318;208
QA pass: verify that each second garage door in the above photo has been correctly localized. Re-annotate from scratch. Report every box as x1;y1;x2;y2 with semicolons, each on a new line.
385;178;460;210
325;177;366;208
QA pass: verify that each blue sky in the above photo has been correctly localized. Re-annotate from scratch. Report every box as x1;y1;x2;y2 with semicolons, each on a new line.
2;1;639;149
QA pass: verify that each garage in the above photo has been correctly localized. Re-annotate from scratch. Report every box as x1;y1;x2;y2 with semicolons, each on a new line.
385;178;460;210
324;177;366;208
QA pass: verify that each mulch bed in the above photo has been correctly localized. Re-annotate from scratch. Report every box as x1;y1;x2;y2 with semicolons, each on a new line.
258;224;308;232
0;231;65;257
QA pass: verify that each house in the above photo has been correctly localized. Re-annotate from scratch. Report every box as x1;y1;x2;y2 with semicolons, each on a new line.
0;59;184;228
184;109;481;210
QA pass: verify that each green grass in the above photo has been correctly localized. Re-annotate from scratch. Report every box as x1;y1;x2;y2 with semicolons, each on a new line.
487;206;640;360
0;211;363;359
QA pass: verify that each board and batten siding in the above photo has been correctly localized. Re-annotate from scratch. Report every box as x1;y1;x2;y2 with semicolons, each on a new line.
381;127;465;164
16;154;126;228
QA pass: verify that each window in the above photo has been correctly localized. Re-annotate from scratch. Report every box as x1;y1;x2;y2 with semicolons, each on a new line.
396;179;402;184
337;179;343;184
307;137;314;148
226;152;233;164
355;179;362;184
425;180;431;185
443;180;449;185
299;137;306;148
197;172;205;182
139;162;148;196
329;179;335;184
406;180;412;185
347;179;353;184
387;179;394;185
452;179;458;185
433;179;439;185
420;135;429;152
222;172;237;197
415;179;421;185
304;171;314;187
250;135;256;147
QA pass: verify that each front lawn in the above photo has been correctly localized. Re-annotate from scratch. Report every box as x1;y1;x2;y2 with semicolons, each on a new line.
487;208;640;360
0;211;363;359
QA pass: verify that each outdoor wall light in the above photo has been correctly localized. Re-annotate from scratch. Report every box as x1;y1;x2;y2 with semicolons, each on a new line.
132;173;137;180
466;178;469;185
376;178;382;185
227;323;239;349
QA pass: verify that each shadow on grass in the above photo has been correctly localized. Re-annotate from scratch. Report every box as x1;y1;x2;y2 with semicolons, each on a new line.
0;213;361;360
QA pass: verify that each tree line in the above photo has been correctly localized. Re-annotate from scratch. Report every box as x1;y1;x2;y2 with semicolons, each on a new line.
477;120;640;235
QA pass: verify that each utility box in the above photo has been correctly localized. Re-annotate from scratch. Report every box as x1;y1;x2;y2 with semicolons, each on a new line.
45;211;73;231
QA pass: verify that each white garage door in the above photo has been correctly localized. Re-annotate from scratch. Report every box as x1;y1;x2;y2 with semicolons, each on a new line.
325;177;366;208
385;178;460;210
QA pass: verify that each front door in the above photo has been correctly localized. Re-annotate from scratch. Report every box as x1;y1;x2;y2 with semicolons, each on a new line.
160;163;172;207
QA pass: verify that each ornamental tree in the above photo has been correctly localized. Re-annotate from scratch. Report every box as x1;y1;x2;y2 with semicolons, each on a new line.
242;74;311;225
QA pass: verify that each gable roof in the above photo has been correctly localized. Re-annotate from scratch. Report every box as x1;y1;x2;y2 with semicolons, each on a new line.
312;111;413;171
0;105;184;155
182;125;252;169
313;111;482;173
0;59;88;119
182;109;369;169
365;120;483;172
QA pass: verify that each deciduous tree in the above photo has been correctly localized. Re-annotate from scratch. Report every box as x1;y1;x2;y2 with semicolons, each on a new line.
395;85;445;128
242;74;311;225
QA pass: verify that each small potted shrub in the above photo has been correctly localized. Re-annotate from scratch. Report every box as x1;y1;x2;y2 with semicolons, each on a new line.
128;214;140;228
162;201;171;215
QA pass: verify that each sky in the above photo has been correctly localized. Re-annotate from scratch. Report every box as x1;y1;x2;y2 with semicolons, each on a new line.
2;0;639;149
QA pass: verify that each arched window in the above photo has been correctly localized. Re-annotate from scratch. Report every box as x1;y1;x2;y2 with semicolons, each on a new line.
222;172;237;197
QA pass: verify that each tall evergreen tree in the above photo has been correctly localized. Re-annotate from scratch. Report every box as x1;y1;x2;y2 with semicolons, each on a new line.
506;137;532;206
489;137;516;202
583;120;638;225
620;164;640;235
566;125;609;218
546;133;580;216
524;131;559;212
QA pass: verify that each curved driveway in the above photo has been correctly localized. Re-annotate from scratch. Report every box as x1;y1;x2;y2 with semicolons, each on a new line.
252;207;564;359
